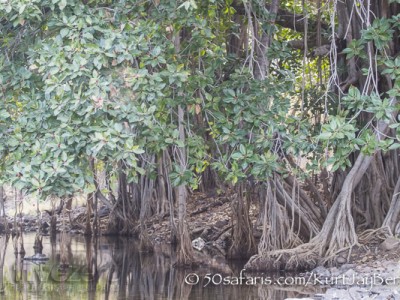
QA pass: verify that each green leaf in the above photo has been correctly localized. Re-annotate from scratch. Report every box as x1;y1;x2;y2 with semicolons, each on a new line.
84;184;96;194
60;28;69;38
231;152;243;160
18;4;26;14
389;123;400;129
318;132;332;140
224;89;236;97
0;110;10;119
31;177;40;187
58;0;67;10
389;143;400;150
151;46;161;57
132;147;145;154
239;144;246;154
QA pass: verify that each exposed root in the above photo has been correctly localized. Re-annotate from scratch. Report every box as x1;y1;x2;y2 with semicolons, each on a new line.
174;221;197;267
358;227;392;244
245;243;320;271
246;155;371;271
258;180;304;256
228;183;256;259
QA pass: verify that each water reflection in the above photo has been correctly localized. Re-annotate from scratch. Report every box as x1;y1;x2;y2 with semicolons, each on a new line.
0;233;323;300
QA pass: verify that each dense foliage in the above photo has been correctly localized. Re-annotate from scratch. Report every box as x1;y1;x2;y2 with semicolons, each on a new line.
0;0;322;195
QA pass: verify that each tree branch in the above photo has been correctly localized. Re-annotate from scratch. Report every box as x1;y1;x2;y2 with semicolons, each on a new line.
232;3;329;33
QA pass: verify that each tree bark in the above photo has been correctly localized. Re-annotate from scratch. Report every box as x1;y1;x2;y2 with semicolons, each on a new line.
173;31;195;266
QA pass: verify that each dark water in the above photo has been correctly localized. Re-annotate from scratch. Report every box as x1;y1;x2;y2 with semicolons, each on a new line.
0;233;324;299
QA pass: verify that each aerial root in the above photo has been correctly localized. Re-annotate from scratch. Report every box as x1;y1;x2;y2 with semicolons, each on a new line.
245;224;387;272
358;226;391;244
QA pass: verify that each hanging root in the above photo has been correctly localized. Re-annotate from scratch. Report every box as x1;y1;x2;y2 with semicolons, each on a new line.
246;182;359;271
228;183;256;259
175;221;196;266
258;180;303;255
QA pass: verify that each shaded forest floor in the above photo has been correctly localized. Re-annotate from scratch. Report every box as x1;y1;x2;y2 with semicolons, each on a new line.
2;191;400;277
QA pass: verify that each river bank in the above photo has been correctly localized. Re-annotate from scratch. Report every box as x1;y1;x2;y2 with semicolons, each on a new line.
2;192;400;300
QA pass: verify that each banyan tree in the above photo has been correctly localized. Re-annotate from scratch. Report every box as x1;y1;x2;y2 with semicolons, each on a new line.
1;0;400;270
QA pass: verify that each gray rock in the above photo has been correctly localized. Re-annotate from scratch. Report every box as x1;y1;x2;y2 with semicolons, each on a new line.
373;293;393;300
356;289;373;298
313;266;331;277
348;287;364;299
324;288;355;300
340;264;356;272
330;267;340;277
393;292;400;300
342;268;357;279
335;256;347;264
359;266;371;274
379;237;400;251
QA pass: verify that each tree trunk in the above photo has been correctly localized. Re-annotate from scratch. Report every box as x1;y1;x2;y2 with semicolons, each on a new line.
170;26;195;266
89;158;99;236
228;182;256;259
174;104;195;266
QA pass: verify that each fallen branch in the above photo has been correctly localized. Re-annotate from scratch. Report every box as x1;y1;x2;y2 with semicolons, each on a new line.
190;197;230;217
